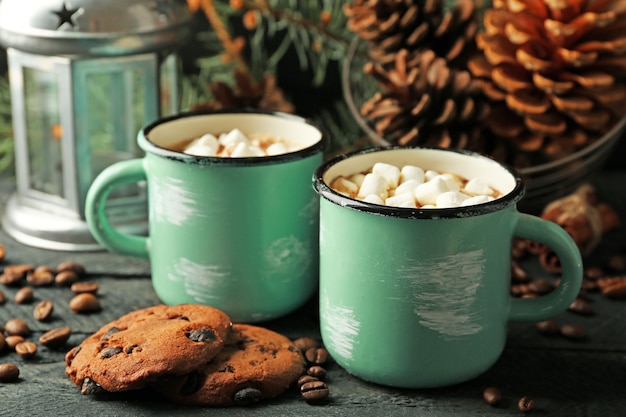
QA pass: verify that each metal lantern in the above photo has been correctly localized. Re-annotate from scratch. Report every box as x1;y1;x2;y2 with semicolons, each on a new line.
0;0;192;250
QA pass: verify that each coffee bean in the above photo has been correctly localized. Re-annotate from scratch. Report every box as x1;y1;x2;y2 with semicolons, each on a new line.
0;333;5;351
27;266;55;286
0;290;5;305
56;261;86;276
305;347;329;365
584;266;604;280
0;363;20;382
300;380;329;403
518;396;536;413
535;320;559;335
0;243;5;261
608;255;626;272
4;318;30;336
528;278;553;295
33;300;54;321
15;341;37;359
69;293;101;313
599;278;626;299
560;323;586;341
297;374;319;388
14;287;34;304
511;261;531;283
5;335;25;350
482;387;502;406
0;264;33;285
39;326;72;349
293;337;320;353
568;298;593;316
307;365;327;380
102;326;121;341
70;281;99;294
233;387;263;405
55;270;80;286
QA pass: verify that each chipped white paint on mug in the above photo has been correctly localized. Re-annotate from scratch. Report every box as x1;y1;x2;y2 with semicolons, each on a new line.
168;257;231;303
263;235;310;279
399;249;485;338
320;289;361;360
299;195;320;226
152;176;206;226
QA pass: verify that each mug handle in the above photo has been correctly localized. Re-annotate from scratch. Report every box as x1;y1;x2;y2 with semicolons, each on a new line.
508;213;583;322
85;159;149;258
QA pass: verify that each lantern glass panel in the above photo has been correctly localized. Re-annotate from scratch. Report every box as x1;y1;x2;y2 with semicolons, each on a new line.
23;66;63;197
83;69;143;199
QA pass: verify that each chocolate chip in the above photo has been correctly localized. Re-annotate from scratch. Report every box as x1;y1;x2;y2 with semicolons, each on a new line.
102;326;121;341
186;329;216;343
100;347;123;358
125;345;138;354
81;378;105;395
233;387;263;405
179;315;190;321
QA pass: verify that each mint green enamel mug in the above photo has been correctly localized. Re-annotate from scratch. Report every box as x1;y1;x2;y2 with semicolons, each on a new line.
313;147;583;388
86;110;326;322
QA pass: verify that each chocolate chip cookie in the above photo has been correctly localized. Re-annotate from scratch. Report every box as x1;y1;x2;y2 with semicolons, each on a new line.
65;304;232;394
154;324;306;406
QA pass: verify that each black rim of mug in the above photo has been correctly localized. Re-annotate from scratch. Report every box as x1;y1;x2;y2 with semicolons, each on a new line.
313;146;525;219
140;108;329;166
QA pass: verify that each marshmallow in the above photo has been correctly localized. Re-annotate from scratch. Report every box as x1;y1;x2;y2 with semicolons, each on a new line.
424;170;440;182
414;176;449;206
436;191;471;208
358;173;389;200
349;173;366;187
464;178;495;196
462;195;495;206
437;173;462;192
330;177;359;196
266;142;288;156
363;194;385;205
385;192;417;208
394;179;421;196
230;142;256;158
219;128;250;149
400;165;425;184
183;134;219;157
372;162;401;188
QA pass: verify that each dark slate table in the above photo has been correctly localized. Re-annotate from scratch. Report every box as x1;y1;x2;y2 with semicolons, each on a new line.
1;171;625;417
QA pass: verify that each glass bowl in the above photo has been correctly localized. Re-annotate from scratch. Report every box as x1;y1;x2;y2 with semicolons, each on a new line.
342;38;626;213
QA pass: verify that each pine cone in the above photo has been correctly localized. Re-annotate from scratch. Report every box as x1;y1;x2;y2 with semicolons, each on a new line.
361;48;489;148
346;0;488;148
192;69;295;114
468;0;626;161
345;0;478;68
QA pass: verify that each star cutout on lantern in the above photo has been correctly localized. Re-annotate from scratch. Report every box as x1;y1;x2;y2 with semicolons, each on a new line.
52;2;83;30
